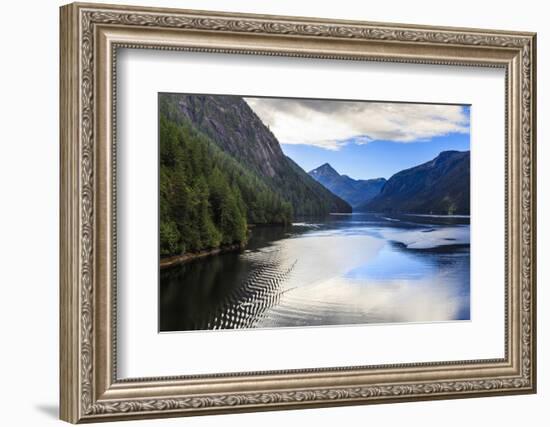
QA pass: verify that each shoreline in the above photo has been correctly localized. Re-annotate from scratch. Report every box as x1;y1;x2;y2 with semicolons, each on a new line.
159;222;290;270
160;243;245;269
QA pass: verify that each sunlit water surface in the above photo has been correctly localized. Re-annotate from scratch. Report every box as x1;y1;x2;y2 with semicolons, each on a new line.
160;213;470;331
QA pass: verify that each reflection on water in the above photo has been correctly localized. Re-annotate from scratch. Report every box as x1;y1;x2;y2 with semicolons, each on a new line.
160;213;470;332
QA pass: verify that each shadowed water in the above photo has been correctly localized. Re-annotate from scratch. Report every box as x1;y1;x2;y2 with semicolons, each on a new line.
160;213;470;332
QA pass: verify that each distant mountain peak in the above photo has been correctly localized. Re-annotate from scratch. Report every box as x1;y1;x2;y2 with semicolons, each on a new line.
308;164;386;208
309;163;339;177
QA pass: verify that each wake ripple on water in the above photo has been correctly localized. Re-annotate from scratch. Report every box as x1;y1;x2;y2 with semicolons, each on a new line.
202;248;298;330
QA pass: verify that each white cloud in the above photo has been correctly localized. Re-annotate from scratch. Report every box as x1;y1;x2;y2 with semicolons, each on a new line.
245;98;470;151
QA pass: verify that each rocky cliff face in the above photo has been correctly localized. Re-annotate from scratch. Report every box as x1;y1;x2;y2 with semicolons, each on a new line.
161;93;351;215
174;94;284;178
309;163;386;208
357;150;470;215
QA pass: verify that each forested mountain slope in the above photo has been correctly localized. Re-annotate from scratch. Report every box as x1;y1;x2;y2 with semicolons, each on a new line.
358;150;470;215
161;93;351;216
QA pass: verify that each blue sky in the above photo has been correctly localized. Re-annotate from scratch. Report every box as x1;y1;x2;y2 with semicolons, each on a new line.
245;98;470;180
282;131;470;180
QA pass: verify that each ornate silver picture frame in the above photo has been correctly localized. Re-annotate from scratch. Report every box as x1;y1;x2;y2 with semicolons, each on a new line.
60;2;536;423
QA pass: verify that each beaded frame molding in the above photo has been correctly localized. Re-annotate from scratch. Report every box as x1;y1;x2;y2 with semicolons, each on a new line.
60;2;537;423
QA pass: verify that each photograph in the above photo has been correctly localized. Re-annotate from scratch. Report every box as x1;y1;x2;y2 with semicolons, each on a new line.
158;93;471;332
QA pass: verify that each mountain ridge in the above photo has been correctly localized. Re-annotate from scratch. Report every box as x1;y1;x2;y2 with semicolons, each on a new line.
357;150;470;215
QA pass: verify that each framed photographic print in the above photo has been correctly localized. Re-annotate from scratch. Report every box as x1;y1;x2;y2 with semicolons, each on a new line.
60;2;537;423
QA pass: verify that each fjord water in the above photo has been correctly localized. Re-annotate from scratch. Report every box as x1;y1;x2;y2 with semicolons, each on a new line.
160;214;470;332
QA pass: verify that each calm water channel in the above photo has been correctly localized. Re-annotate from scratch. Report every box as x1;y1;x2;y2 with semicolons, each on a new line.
159;213;470;332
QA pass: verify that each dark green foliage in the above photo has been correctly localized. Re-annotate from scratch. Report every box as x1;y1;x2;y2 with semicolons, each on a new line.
159;105;292;257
